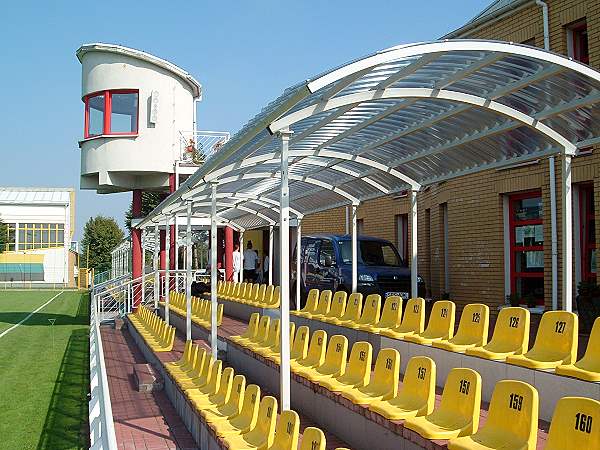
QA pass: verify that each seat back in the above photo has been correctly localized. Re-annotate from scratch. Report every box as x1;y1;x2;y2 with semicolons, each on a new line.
303;330;327;366
314;290;333;315
546;397;600;450
249;395;278;447
250;283;260;302
226;375;246;415
370;348;400;398
423;300;455;339
271;322;295;353
299;427;325;450
290;326;310;360
257;284;267;303
264;285;275;304
233;384;261;430
396;298;425;333
344;341;373;386
204;359;223;395
483;380;538;449
302;289;320;313
340;293;363;321
488;307;530;353
270;410;299;450
438;367;481;434
326;291;348;319
358;294;381;325
321;335;348;375
263;319;281;348
242;313;260;339
453;303;489;345
401;356;436;415
271;286;281;307
191;347;208;379
238;283;247;299
212;367;235;405
530;311;578;363
581;317;600;363
377;296;402;328
252;316;272;344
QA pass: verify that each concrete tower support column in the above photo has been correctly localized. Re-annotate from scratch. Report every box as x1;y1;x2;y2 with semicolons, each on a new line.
132;189;143;308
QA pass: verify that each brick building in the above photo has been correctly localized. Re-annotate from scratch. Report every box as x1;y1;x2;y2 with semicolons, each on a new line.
301;0;600;315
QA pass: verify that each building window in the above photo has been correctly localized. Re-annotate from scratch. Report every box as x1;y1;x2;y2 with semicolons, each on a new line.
580;184;596;282
567;20;589;64
84;90;138;138
395;214;408;264
4;223;16;252
509;191;544;304
17;223;65;250
357;218;364;235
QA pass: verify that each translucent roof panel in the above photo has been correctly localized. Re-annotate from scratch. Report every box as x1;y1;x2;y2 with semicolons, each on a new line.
141;40;600;229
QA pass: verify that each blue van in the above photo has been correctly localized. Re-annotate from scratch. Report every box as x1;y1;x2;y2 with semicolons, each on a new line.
292;234;426;307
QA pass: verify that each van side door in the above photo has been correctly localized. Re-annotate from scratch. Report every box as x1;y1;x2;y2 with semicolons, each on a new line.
318;238;337;291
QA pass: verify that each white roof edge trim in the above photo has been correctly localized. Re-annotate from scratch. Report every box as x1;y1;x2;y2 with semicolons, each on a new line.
76;43;202;99
269;87;577;154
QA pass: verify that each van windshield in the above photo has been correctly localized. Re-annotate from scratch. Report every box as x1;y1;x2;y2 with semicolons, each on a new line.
338;240;404;267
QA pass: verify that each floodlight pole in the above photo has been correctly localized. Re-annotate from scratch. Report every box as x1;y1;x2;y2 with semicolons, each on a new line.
411;189;419;299
210;183;218;358
164;215;170;325
279;128;293;411
562;154;573;312
351;205;358;293
268;225;274;284
186;202;193;341
153;224;159;309
296;220;302;311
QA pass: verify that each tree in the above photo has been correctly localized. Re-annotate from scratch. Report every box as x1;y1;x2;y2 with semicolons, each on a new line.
0;220;7;254
124;191;164;231
81;216;124;273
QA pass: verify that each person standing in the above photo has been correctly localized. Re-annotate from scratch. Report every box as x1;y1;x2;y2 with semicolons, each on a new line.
232;244;241;282
243;240;259;282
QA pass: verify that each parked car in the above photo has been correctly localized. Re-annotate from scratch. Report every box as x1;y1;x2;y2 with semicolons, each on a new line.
292;234;426;308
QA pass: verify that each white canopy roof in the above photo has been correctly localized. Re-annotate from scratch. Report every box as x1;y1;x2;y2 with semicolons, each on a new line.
138;40;600;230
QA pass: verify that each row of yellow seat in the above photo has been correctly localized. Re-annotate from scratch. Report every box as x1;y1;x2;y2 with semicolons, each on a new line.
163;340;345;450
162;291;224;330
217;281;281;308
232;314;600;449
292;289;600;380
128;306;175;352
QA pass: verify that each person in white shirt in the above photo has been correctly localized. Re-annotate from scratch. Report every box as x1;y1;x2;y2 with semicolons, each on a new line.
263;254;270;284
243;241;259;282
232;244;241;282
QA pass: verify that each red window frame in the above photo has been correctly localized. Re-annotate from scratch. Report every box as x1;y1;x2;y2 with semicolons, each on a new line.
579;183;596;282
83;89;139;138
570;21;589;65
509;190;544;304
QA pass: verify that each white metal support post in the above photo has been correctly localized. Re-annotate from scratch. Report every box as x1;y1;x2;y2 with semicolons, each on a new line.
279;129;293;411
210;183;218;358
345;206;350;234
186;202;193;341
174;214;179;292
351;205;358;293
141;228;146;304
239;231;244;282
153;224;159;309
549;156;558;310
411;189;419;299
562;154;573;312
268;225;274;284
164;216;171;325
296;220;302;311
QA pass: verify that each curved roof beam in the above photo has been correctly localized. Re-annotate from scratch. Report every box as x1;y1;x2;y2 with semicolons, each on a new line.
268;87;577;154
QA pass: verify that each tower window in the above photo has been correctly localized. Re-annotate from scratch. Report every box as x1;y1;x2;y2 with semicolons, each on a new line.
84;90;138;138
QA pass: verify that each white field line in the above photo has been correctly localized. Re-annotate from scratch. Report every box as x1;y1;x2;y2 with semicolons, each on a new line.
0;291;64;339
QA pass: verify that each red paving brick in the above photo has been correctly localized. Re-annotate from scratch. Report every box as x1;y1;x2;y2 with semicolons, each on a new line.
101;326;197;450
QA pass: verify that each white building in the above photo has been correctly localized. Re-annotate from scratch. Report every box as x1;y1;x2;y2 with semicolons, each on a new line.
0;187;76;286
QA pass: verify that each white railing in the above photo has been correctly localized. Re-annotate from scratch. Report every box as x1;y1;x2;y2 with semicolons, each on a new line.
89;299;118;450
179;130;230;164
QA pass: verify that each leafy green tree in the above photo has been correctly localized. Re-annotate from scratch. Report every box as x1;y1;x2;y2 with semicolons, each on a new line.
0;220;7;254
81;216;124;273
124;191;164;231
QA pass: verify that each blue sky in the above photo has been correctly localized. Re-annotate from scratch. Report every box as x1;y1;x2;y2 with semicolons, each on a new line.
0;0;489;240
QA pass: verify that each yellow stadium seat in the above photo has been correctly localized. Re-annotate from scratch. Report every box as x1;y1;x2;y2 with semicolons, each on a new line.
506;311;578;370
271;325;310;365
342;348;400;405
447;380;538;450
231;313;261;344
369;356;436;420
186;359;222;400
191;367;235;411
269;286;281;308
213;384;261;437
465;307;530;361
264;410;299;450
258;323;295;359
304;290;332;320
557;317;600;381
292;289;319;317
222;395;278;449
380;298;425;339
299;335;348;382
263;285;275;306
433;304;489;353
318;341;372;392
344;294;381;330
313;291;347;322
326;293;363;325
545;396;600;450
299;427;325;450
239;316;271;348
203;374;246;423
167;344;200;381
405;300;455;345
360;296;402;334
247;319;280;353
165;339;193;371
290;330;327;373
178;350;211;389
404;367;481;440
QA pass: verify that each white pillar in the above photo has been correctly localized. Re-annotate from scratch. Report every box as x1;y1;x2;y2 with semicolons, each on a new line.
186;202;193;341
549;156;558;311
239;231;244;282
164;216;170;325
345;206;350;234
411;189;419;298
351;205;358;293
174;214;179;291
153;224;159;309
141;228;146;304
268;225;274;284
562;155;573;312
210;183;218;358
296;220;302;311
279;129;292;411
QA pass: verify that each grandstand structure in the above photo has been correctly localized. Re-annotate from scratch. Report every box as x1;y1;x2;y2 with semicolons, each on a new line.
84;7;600;448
